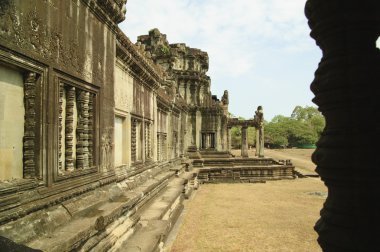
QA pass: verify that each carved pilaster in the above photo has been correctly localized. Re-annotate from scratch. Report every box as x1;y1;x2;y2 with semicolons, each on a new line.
82;91;90;168
88;94;94;167
145;123;151;159
173;132;178;157
76;91;90;169
23;72;37;178
65;86;75;171
306;0;380;250
162;134;167;161
58;83;64;173
131;119;137;162
227;127;232;152
157;133;161;161
241;127;248;157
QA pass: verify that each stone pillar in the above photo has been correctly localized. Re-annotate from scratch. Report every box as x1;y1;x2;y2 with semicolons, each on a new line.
255;127;264;157
227;127;232;152
191;111;197;147
24;72;37;178
190;83;196;105
241;126;248;157
141;121;146;163
65;86;75;172
306;0;380;251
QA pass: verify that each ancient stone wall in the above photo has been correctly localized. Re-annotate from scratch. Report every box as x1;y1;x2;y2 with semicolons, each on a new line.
0;0;127;231
0;1;230;249
137;29;229;152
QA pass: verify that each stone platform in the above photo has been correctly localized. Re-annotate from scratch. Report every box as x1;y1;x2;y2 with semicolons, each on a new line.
0;160;199;252
193;154;295;183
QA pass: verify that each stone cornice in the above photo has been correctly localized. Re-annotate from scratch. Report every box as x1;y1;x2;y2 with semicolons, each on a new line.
173;70;210;83
81;0;127;25
116;28;163;91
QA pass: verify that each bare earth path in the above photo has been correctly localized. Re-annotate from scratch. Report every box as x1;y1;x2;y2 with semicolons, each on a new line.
167;149;326;252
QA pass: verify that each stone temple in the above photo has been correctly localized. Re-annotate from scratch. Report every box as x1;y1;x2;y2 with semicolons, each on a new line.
0;1;295;250
1;0;377;251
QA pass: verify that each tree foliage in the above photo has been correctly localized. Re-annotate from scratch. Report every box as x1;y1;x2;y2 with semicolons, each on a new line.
230;116;256;148
229;106;325;149
266;106;325;147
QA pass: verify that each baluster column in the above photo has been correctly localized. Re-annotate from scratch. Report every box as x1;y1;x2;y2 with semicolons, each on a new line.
306;0;380;250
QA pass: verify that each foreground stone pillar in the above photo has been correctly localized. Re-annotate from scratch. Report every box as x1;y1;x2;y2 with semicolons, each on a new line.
255;127;264;157
306;0;380;251
241;126;248;157
227;127;232;152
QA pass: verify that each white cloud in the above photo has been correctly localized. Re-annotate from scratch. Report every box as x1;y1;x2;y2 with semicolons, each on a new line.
120;0;312;77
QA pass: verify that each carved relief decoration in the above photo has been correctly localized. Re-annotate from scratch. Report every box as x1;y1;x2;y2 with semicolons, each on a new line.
101;127;112;171
58;83;64;172
0;2;106;84
157;133;161;161
65;86;75;172
58;82;96;175
145;122;152;159
23;72;37;178
131;119;137;162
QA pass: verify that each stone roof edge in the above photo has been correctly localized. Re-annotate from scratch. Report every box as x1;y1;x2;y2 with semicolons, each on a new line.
116;27;165;90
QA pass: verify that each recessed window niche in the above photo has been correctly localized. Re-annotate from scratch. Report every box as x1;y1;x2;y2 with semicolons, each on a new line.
0;64;24;180
58;82;96;175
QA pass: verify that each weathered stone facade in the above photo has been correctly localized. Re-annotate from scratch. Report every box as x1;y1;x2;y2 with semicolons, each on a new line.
0;0;226;250
136;29;230;155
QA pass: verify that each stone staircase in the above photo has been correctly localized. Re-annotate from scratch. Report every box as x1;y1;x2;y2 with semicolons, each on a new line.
0;160;198;252
112;171;197;252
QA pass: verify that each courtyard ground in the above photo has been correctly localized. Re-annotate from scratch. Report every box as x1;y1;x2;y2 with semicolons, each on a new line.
167;148;326;252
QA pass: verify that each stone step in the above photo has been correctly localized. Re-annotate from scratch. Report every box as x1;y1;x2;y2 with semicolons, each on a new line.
112;171;196;252
25;171;177;252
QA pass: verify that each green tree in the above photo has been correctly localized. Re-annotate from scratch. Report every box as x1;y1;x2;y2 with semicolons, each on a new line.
291;105;325;137
230;126;242;148
265;106;325;148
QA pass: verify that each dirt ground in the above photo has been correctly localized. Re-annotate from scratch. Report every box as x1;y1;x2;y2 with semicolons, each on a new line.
168;149;326;252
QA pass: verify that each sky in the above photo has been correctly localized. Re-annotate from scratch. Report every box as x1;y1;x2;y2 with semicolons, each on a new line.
119;0;323;121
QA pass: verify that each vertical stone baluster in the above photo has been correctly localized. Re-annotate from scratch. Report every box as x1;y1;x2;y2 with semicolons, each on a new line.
241;126;248;157
146;123;151;158
58;83;64;173
65;86;75;171
162;134;167;161
76;90;85;169
82;92;90;168
144;123;148;159
157;133;161;161
23;72;37;178
305;0;380;251
227;126;232;152
131;119;137;162
88;94;94;167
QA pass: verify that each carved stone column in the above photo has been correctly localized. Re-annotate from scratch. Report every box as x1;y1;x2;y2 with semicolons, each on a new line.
88;95;94;167
65;86;75;171
23;72;37;178
255;127;264;158
131;119;137;162
141;121;145;163
227;127;232;152
191;111;197;147
189;83;196;105
241;126;248;158
306;0;380;251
